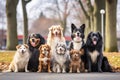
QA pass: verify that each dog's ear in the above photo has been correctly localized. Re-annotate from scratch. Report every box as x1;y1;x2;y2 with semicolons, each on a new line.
86;32;93;46
24;44;29;48
49;26;53;31
79;49;84;55
59;25;63;31
80;24;85;32
71;23;76;33
97;32;102;40
70;49;74;55
16;44;21;49
39;45;43;50
47;44;51;50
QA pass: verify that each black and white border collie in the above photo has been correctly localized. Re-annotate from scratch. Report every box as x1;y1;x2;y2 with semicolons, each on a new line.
69;23;85;50
86;32;103;72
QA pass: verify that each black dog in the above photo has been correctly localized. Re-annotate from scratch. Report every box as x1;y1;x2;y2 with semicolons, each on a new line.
27;33;45;72
69;23;85;51
86;32;103;72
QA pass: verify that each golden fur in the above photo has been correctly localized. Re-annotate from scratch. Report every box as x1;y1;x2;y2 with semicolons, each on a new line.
38;44;51;72
7;44;30;72
47;25;65;56
69;49;85;73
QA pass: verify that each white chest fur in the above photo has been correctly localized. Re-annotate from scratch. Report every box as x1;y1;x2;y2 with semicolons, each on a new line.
55;55;66;66
89;50;99;63
73;42;82;50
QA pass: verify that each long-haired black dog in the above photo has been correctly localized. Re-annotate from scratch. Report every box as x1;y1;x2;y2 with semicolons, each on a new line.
86;32;112;72
27;33;45;72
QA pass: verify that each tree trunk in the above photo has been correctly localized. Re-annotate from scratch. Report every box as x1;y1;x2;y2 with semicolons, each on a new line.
93;0;105;32
105;0;118;52
6;0;18;50
22;0;29;44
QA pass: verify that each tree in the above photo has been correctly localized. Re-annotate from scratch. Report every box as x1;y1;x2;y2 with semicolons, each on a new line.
105;0;118;52
46;0;70;35
93;0;105;32
78;0;93;35
6;0;18;50
78;0;105;33
21;0;31;44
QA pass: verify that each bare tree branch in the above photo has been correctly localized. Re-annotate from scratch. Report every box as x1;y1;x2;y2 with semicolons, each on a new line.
78;0;89;19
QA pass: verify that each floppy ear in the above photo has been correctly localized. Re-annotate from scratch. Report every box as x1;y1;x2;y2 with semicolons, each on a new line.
80;24;85;32
97;32;102;40
86;32;93;46
39;45;42;51
71;23;76;33
70;49;74;56
47;44;51;50
49;26;53;31
24;44;29;48
16;44;21;49
79;49;84;55
59;25;64;37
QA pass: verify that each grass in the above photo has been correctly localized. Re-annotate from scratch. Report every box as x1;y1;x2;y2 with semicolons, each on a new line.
103;52;120;68
0;51;120;72
0;51;15;63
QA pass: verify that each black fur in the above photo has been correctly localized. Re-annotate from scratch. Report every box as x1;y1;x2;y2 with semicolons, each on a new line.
86;32;112;72
27;33;45;72
68;23;88;70
69;23;85;50
102;56;112;72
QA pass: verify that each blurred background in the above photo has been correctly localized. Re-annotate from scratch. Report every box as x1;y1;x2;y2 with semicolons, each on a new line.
0;0;119;52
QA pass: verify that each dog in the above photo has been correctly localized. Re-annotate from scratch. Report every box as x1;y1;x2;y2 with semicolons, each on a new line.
47;25;66;56
86;32;103;72
52;42;70;73
27;33;45;72
68;23;87;71
7;44;30;72
69;23;85;51
69;49;85;73
37;44;51;73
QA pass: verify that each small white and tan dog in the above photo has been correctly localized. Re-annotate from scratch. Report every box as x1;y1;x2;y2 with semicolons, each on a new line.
7;44;30;72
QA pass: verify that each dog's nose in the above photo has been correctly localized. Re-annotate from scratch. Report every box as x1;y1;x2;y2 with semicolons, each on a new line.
60;48;62;51
22;50;24;54
77;33;80;36
93;37;97;41
32;39;35;42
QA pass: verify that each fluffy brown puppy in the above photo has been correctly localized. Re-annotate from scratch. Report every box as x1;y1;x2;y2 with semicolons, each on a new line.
38;44;51;72
69;49;85;73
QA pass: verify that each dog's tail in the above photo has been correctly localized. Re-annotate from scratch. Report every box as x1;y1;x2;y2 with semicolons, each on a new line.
102;56;112;72
2;69;12;73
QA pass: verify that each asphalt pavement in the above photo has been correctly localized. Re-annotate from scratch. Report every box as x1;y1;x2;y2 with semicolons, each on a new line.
0;72;120;80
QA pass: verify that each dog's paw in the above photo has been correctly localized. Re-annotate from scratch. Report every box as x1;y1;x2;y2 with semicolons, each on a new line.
48;70;52;73
77;70;80;73
14;70;18;73
25;70;29;72
84;69;88;73
62;70;66;73
98;69;103;72
69;70;72;73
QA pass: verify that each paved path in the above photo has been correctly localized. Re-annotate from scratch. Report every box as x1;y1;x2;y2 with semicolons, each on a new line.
0;72;120;80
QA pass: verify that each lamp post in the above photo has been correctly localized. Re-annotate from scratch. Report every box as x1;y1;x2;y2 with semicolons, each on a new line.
100;9;105;50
